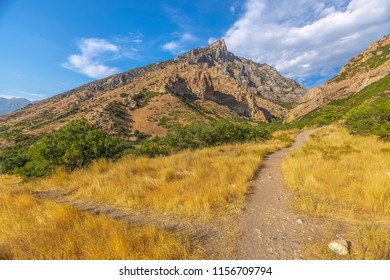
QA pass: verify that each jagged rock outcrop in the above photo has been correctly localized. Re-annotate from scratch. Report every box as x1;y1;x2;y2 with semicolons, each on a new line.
166;39;305;120
287;34;390;122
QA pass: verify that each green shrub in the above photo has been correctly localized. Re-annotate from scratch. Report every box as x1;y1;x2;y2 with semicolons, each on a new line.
138;119;270;157
104;101;126;119
4;119;132;180
345;100;390;138
313;105;343;125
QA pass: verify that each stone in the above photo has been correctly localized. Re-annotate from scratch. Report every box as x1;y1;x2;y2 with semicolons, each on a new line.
328;239;351;255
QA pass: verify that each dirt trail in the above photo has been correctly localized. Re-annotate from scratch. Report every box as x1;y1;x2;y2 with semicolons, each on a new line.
235;128;325;259
31;189;216;240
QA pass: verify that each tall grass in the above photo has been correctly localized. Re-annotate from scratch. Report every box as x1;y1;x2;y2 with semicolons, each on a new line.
27;130;296;220
2;130;296;259
0;174;21;187
283;125;390;259
283;126;390;217
0;183;203;260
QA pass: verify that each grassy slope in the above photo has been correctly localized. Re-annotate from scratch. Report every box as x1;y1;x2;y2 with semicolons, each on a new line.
283;126;390;259
292;74;390;128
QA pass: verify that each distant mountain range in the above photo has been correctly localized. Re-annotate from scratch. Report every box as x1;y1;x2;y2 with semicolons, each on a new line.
0;97;32;115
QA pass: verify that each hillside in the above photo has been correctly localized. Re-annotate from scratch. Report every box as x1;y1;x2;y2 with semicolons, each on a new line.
287;34;390;122
0;97;31;115
290;73;389;135
0;40;305;148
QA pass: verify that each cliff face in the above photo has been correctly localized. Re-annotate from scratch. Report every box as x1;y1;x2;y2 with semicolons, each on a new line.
0;40;305;143
169;39;305;120
287;34;390;122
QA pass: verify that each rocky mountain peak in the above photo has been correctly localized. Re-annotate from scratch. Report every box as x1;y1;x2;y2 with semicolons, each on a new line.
174;38;234;66
208;39;227;52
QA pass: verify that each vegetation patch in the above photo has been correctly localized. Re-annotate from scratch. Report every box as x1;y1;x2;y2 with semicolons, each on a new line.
134;91;161;106
138;119;270;157
2;119;132;180
0;180;202;260
345;99;390;138
104;101;127;119
283;126;390;259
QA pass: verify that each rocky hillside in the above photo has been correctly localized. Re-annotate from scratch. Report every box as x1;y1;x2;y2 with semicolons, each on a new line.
0;97;31;115
0;40;305;144
287;34;390;122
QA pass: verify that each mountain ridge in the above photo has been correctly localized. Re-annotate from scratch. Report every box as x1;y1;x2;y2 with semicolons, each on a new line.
0;97;32;116
287;34;390;122
0;39;305;144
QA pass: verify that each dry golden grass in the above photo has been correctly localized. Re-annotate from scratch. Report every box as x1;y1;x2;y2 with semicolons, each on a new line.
27;130;296;220
0;184;203;260
283;125;390;218
0;174;21;187
1;130;296;259
306;224;390;260
283;125;390;259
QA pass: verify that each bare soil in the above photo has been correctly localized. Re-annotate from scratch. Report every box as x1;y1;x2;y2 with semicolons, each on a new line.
234;129;327;259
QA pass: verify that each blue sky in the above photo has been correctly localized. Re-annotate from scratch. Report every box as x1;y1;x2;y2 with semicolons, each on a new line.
0;0;389;100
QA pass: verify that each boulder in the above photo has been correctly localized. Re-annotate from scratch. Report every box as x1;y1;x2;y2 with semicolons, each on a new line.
328;239;351;255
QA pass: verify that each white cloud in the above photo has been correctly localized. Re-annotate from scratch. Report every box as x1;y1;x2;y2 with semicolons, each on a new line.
114;32;143;44
16;91;48;101
163;41;180;52
162;33;198;55
224;0;390;87
62;38;120;79
0;91;48;101
0;94;18;99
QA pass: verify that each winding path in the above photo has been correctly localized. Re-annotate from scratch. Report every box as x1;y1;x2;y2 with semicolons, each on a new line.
235;128;325;259
31;128;325;259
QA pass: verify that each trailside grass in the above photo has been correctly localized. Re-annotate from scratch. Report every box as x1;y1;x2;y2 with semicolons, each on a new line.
282;125;390;259
0;182;203;260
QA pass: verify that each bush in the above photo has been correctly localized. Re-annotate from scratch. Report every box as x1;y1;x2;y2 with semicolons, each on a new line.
5;119;132;180
345;100;390;138
313;105;343;125
104;101;126;119
138;119;270;156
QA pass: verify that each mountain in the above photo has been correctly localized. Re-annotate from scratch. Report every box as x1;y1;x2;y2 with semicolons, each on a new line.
0;40;305;142
0;97;32;115
287;34;390;122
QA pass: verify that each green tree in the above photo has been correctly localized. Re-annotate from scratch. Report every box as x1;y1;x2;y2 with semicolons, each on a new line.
17;119;129;179
345;100;390;138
